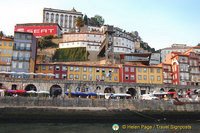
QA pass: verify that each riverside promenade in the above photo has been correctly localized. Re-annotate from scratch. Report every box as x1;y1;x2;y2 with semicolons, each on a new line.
0;97;199;123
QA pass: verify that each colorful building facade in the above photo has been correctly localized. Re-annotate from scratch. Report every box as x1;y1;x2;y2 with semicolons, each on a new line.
11;32;37;78
0;38;14;73
136;65;163;84
35;63;54;79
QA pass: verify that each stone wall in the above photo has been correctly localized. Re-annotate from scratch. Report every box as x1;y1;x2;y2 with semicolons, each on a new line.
0;97;199;112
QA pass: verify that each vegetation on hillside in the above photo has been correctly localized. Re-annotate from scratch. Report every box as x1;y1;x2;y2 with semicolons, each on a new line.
83;14;105;27
52;47;89;62
38;35;58;49
75;16;85;32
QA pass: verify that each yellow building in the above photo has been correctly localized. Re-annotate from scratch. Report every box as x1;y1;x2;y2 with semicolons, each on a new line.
35;63;54;79
67;64;119;82
136;65;163;84
0;38;14;72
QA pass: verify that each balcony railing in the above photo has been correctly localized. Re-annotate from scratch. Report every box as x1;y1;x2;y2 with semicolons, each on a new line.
13;46;31;51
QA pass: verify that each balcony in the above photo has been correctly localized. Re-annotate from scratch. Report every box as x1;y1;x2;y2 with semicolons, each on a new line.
13;46;31;51
12;56;18;60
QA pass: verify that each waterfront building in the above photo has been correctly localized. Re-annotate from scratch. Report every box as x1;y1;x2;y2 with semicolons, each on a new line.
171;50;200;86
67;64;119;82
15;23;62;38
0;38;14;74
136;65;163;84
11;32;37;78
35;63;54;79
160;44;191;62
160;63;173;84
43;8;83;33
53;63;68;80
119;64;136;83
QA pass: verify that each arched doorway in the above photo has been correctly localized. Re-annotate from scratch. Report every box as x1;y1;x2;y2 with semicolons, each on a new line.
126;88;137;97
168;89;176;98
25;84;37;91
50;85;62;97
104;87;115;93
160;88;164;92
11;84;17;90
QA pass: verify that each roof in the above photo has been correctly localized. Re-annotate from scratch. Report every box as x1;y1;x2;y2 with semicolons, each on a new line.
122;64;162;68
0;38;14;41
36;62;119;68
15;23;62;30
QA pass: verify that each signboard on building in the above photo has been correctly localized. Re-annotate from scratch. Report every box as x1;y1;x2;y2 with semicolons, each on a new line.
14;25;60;38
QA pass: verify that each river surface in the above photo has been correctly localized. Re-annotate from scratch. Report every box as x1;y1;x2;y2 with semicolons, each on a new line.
0;122;199;133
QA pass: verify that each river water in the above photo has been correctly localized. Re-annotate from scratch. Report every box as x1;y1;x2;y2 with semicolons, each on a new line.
0;122;199;133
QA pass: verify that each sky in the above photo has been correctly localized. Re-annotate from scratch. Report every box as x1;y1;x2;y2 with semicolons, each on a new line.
0;0;200;50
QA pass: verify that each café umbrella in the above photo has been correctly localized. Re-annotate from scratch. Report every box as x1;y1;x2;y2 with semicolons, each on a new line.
15;90;26;93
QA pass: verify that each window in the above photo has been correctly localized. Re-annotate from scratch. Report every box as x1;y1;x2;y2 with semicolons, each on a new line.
102;68;105;72
9;42;12;46
4;42;7;46
130;67;134;72
138;68;142;72
138;75;142;80
89;67;92;72
96;75;99;80
151;76;154;81
83;67;87;72
114;76;118;81
7;49;12;55
70;67;74;71
36;65;39;70
55;74;59;79
55;66;60;71
83;75;87;80
42;66;46;70
69;74;73;79
49;66;53;70
62;74;67;79
125;74;129;80
143;68;147;72
150;68;154;73
114;69;118;73
96;68;99;72
101;76;105;80
109;69;112;73
131;75;135;80
18;62;23;69
62;66;67;71
157;68;160;73
143;75;147;80
75;67;79;71
86;88;89;92
0;41;1;46
88;74;92;80
157;76;161;81
75;74;79;79
109;76;112;80
125;67;129;72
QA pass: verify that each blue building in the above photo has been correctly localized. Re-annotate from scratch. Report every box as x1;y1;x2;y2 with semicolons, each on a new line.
11;32;37;78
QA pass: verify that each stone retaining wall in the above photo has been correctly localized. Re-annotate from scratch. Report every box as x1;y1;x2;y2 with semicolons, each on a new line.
0;97;199;112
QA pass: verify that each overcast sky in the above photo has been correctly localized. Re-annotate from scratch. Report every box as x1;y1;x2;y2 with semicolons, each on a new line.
0;0;200;50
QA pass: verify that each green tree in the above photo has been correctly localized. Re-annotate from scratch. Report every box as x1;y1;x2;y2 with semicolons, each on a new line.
75;16;85;32
197;43;200;46
83;15;88;25
0;31;4;38
94;15;104;26
89;17;99;27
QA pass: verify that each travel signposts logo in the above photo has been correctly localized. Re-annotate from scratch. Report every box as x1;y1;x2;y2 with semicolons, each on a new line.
112;124;119;131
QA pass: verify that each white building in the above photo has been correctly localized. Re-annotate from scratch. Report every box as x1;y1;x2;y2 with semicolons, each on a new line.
150;53;161;65
161;44;191;62
43;8;83;33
